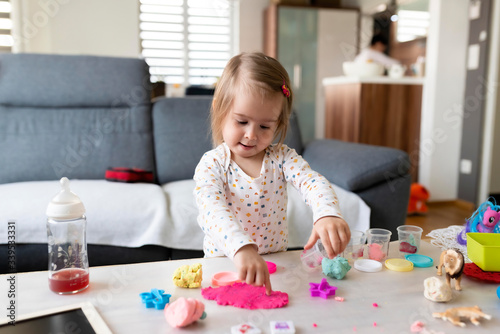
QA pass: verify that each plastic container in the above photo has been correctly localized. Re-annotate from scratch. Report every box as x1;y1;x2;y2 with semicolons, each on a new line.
467;233;500;272
354;259;382;273
385;258;414;272
46;177;89;294
212;272;240;287
300;240;328;269
366;228;392;262
397;225;423;256
405;254;434;268
343;230;366;263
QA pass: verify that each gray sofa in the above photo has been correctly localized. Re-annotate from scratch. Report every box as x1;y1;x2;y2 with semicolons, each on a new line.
0;54;411;273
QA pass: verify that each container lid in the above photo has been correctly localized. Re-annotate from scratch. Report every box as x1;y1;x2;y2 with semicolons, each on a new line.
385;258;414;272
46;177;85;219
212;271;240;287
266;261;277;274
405;254;434;267
354;259;383;273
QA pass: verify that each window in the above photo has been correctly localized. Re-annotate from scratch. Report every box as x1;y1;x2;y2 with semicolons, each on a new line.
395;10;430;43
0;0;13;52
139;0;238;85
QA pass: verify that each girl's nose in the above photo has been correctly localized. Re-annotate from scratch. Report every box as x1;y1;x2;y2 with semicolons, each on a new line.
245;126;257;140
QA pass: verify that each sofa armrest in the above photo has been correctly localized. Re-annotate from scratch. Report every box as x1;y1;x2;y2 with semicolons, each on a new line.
302;139;410;192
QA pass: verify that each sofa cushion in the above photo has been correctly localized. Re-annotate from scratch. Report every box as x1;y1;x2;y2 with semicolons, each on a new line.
0;54;155;184
0;54;151;108
153;97;213;185
303;139;410;192
161;179;370;250
0;180;170;247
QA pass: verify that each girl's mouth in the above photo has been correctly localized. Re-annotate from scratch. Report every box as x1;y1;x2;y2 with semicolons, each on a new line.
239;143;254;150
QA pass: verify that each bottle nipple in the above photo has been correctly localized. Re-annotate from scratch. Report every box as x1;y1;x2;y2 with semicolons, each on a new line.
60;177;70;191
46;177;85;219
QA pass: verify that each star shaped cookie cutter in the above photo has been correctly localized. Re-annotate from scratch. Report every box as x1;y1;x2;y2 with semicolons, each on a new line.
309;278;337;299
140;288;171;309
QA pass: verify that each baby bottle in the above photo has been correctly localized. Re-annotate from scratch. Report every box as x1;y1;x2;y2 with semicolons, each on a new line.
46;177;89;294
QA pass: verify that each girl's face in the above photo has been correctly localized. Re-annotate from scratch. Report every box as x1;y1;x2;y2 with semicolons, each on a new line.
222;90;283;163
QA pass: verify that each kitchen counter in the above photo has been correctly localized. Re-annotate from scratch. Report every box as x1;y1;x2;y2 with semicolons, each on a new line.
322;77;423;182
323;75;425;86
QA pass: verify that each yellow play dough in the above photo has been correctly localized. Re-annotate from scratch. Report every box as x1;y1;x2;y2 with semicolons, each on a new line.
173;263;203;288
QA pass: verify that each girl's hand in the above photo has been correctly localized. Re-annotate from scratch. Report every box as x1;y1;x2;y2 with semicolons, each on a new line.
233;245;272;295
304;216;351;259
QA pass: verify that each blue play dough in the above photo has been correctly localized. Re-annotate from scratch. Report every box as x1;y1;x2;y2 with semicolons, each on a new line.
497;286;500;299
322;256;351;279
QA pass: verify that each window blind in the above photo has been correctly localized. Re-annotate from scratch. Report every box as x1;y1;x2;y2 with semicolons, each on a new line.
139;0;237;85
0;0;12;53
396;10;430;43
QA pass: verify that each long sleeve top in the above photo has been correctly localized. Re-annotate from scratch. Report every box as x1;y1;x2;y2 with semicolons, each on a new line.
193;143;343;258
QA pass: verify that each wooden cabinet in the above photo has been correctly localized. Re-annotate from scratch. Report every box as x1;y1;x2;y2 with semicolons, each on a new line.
264;4;359;143
323;78;423;181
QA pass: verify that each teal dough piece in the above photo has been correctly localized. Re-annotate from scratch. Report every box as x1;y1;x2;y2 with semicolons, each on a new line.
322;256;351;279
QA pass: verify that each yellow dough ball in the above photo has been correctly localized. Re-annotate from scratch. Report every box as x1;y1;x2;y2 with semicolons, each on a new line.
173;263;203;288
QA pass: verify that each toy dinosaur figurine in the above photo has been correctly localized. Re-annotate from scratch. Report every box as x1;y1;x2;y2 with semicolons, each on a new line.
436;249;464;291
432;306;492;327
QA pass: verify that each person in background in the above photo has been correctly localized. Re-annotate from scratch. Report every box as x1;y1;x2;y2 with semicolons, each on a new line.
354;34;400;67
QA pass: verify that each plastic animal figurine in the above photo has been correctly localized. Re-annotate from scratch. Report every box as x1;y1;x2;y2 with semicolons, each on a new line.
436;249;464;291
457;199;500;245
407;183;430;215
432;306;491;327
481;207;500;232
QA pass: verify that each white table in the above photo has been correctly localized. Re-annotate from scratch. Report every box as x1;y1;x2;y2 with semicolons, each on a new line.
1;241;499;333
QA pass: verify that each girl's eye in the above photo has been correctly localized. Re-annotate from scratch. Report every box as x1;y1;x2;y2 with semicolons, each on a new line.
237;121;247;125
260;125;270;129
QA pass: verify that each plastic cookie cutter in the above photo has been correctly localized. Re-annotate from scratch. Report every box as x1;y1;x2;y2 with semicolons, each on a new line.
309;278;337;299
140;288;171;310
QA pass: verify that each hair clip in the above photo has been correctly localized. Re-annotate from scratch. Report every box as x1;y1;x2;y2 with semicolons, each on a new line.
281;81;290;98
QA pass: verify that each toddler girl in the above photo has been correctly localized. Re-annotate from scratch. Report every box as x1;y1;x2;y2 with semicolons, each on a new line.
194;52;350;294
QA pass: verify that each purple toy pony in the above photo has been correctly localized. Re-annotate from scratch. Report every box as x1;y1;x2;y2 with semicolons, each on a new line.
457;199;500;245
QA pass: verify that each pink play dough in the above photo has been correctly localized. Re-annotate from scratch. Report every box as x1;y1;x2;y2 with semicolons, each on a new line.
368;243;386;261
201;282;288;309
164;297;205;328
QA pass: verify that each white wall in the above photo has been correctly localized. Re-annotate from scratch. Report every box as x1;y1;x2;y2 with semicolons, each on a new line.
484;0;500;195
239;0;268;53
14;0;140;57
14;0;267;57
490;87;500;193
419;0;469;201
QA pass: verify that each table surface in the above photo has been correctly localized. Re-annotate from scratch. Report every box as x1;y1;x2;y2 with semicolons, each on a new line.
1;241;499;333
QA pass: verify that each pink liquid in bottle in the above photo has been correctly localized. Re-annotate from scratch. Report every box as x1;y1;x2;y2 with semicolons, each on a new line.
48;268;89;294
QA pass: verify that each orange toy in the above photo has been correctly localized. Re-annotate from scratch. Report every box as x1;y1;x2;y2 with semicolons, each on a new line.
407;183;430;215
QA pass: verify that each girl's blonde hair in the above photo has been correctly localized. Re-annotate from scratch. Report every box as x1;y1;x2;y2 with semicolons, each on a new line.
210;52;294;147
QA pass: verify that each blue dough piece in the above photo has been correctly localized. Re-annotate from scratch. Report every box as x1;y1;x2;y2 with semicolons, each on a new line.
322;256;351;280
